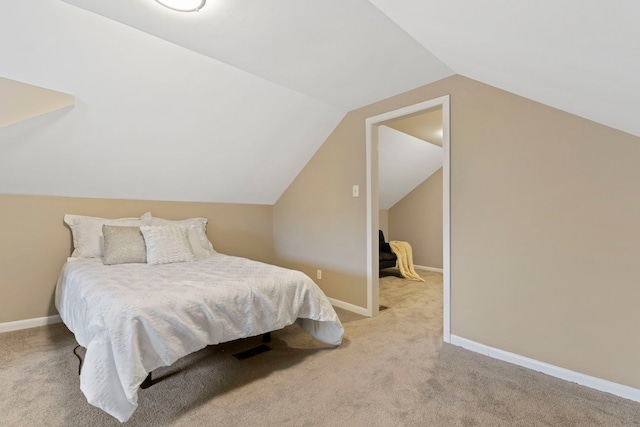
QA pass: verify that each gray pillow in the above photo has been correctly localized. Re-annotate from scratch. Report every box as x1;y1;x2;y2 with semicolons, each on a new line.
102;225;147;265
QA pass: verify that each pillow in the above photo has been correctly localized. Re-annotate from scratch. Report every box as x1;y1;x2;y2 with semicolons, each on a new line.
64;212;152;258
186;225;211;260
140;224;195;265
102;225;147;265
150;216;215;255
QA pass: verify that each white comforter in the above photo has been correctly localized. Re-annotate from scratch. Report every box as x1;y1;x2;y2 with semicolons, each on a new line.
55;254;344;422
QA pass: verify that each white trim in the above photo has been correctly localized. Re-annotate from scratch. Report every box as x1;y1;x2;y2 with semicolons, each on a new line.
0;315;62;333
441;98;451;343
328;298;370;317
450;335;640;403
414;265;444;273
365;95;451;342
365;117;377;317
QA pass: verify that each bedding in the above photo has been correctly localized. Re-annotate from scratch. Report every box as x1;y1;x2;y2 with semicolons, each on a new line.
55;254;344;422
149;215;215;253
64;212;152;259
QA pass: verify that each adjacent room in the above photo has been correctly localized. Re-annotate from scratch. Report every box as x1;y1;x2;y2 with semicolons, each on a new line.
2;0;640;425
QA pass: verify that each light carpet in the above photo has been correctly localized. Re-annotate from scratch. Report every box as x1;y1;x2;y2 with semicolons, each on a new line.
1;269;639;426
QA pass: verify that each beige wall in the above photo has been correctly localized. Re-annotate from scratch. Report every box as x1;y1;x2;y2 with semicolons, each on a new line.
389;168;443;269
273;112;369;306
0;194;274;323
379;210;389;238
0;77;74;128
274;74;640;390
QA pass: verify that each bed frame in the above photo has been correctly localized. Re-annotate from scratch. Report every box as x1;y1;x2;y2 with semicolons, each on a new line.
74;332;273;389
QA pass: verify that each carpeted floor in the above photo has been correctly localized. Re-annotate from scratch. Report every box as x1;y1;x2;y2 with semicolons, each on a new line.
1;268;639;426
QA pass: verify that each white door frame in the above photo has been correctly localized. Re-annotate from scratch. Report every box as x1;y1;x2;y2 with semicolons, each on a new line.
365;95;451;343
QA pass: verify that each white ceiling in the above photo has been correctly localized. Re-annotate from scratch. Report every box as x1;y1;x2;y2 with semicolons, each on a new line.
378;126;443;210
1;0;638;205
59;0;454;111
59;0;640;137
369;0;640;137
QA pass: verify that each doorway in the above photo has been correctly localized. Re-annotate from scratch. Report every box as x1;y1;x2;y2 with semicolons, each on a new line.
365;95;451;343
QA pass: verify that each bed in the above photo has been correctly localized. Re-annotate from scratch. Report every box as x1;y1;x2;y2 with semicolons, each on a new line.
55;214;344;422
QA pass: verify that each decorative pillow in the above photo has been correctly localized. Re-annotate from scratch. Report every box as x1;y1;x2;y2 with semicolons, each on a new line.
140;224;195;265
102;225;147;265
186;225;211;260
64;212;152;258
150;216;215;255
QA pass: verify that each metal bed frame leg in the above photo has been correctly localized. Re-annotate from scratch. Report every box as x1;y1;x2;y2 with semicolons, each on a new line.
140;372;153;389
140;333;270;389
76;333;273;392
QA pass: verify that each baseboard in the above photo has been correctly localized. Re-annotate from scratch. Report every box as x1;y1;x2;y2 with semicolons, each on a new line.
0;314;62;334
328;298;370;317
414;265;443;273
450;335;640;403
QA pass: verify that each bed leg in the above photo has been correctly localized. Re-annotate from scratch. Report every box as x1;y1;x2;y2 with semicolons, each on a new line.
262;332;271;343
140;372;153;389
73;345;84;375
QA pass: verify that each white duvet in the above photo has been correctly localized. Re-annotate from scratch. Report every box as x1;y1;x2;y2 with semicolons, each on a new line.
55;254;344;422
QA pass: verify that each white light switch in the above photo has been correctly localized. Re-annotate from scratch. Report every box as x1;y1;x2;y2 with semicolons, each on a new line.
352;185;359;197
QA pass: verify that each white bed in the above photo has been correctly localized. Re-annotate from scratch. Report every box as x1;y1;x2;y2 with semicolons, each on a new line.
55;253;344;422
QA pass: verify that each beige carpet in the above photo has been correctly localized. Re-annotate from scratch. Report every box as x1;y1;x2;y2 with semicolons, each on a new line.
1;269;640;426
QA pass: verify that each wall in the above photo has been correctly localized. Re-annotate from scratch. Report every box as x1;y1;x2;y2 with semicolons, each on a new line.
0;194;273;324
274;74;640;390
379;210;389;238
0;77;74;128
273;113;368;306
389;168;443;269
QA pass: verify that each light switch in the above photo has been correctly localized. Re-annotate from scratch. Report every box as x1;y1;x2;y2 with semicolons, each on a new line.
352;185;359;197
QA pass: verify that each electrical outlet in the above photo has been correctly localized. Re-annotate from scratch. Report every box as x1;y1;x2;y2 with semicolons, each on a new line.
316;269;322;280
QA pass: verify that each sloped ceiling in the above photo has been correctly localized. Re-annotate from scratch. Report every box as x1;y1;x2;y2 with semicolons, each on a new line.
58;0;454;111
369;0;640;137
1;0;637;205
378;126;442;210
379;107;443;209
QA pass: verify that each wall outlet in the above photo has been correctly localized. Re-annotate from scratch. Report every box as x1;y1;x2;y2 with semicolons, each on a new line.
316;269;322;280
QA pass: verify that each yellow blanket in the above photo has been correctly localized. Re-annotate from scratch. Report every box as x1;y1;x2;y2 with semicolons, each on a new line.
389;241;424;282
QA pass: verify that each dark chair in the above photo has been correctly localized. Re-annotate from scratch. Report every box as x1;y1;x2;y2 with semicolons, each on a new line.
379;230;397;270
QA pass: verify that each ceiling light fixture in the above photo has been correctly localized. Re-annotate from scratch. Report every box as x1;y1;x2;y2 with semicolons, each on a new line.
154;0;206;12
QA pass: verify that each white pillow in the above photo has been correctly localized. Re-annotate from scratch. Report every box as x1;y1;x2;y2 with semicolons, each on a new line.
150;216;215;255
64;212;152;258
140;224;195;265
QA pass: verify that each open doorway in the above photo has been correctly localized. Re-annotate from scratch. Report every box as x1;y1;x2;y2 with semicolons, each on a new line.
365;96;451;343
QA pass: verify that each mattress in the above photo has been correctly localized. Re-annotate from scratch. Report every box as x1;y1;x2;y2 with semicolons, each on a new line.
55;254;344;422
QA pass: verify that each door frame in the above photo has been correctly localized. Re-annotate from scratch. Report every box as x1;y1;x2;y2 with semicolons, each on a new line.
365;95;451;342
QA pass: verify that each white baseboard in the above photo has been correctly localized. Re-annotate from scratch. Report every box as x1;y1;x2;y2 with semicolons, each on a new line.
414;265;443;273
328;298;370;317
450;334;640;403
0;314;62;334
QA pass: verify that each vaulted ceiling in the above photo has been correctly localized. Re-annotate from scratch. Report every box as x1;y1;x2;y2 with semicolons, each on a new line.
1;1;637;204
59;0;454;111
